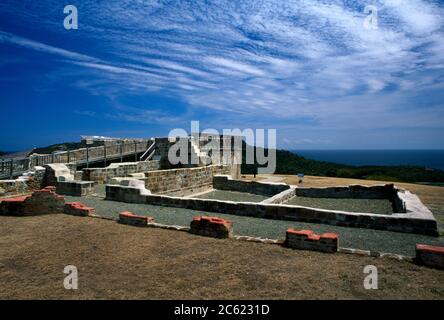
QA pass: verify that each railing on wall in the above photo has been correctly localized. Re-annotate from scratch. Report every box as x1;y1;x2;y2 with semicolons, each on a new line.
0;139;156;180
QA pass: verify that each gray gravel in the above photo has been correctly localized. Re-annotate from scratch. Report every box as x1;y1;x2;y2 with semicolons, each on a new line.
65;195;444;256
285;196;393;214
194;190;268;202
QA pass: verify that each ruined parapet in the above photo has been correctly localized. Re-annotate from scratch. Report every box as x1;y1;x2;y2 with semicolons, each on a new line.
0;186;64;216
82;161;160;183
109;177;151;195
0;166;46;196
43;163;75;185
190;216;233;239
118;211;154;227
285;229;338;253
415;244;444;269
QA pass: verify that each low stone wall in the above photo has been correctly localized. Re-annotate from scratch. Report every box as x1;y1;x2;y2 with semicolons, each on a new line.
415;244;444;269
82;160;160;184
213;175;289;196
0;166;46;196
190;216;233;239
262;187;296;204
0;179;29;197
285;229;338;253
118;211;154;227
295;184;398;200
144;165;231;196
56;181;95;196
105;185;438;236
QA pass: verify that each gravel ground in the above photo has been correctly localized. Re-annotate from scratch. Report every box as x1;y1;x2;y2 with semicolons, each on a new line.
194;189;268;202
65;196;444;256
285;196;394;214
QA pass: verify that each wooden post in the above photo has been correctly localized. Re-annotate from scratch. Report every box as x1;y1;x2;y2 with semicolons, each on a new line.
67;150;70;163
120;142;123;162
86;147;89;168
104;145;107;167
9;158;13;179
134;142;137;162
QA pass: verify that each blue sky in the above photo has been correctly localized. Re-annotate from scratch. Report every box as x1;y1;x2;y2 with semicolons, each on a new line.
0;0;443;151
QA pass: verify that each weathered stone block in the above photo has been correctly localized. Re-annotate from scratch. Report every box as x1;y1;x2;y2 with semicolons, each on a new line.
189;216;233;239
415;244;444;269
64;202;95;216
118;211;154;227
285;229;338;253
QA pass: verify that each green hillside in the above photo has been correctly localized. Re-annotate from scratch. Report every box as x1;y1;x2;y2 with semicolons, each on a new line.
241;147;444;184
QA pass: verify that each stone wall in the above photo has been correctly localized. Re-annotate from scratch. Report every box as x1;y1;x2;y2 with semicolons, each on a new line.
213;175;289;196
56;181;95;196
82;160;160;183
295;184;398;200
105;184;438;236
143;165;231;196
43;164;75;186
262;187;296;204
0;166;46;197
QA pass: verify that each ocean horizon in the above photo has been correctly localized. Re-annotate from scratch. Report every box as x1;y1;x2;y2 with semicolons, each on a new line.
291;150;444;171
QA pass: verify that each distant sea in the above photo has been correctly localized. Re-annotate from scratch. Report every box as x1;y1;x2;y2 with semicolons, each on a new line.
291;150;444;171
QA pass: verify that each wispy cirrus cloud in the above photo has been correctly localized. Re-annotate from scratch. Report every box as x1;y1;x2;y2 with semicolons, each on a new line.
0;0;443;148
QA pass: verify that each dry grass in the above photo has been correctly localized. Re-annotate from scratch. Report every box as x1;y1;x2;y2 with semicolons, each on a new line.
0;214;443;300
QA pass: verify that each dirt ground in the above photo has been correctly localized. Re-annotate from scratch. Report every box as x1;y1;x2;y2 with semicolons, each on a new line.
0;214;443;299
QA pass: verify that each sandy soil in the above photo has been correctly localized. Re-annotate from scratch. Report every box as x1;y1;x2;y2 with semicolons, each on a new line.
0;214;443;300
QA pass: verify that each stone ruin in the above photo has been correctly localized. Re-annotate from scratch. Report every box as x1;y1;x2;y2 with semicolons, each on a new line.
190;216;233;239
285;229;339;253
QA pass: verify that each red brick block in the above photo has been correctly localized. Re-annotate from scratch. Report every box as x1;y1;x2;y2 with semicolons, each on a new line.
118;211;154;227
0;195;31;216
190;216;233;238
0;187;64;216
64;202;95;217
285;228;338;253
416;244;444;269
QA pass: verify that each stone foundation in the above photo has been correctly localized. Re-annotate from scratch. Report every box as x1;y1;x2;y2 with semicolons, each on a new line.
105;183;438;236
190;216;233;239
118;211;154;227
415;244;444;269
213;175;289;196
285;229;338;253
